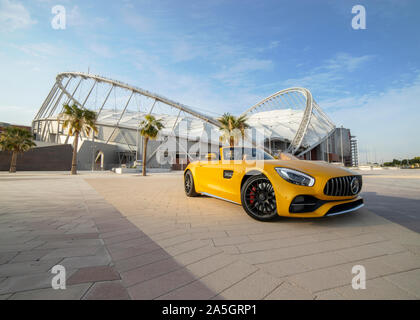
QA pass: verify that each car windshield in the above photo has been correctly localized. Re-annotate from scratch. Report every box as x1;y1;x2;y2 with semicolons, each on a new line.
222;147;274;161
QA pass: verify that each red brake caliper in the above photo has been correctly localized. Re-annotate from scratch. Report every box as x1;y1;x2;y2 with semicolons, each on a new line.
249;186;256;204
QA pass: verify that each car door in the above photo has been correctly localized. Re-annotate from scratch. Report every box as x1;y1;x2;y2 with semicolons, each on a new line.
195;153;222;195
214;148;246;203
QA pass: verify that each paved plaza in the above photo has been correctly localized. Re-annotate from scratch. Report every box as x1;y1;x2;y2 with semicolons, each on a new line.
0;170;419;299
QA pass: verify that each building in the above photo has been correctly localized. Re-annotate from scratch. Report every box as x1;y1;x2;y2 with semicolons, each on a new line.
0;122;32;135
31;72;357;171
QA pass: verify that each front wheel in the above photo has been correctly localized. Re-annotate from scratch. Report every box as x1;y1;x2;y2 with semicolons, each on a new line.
184;170;199;197
241;175;278;221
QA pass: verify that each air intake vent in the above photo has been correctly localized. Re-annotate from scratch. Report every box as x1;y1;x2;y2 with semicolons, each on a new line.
324;175;362;196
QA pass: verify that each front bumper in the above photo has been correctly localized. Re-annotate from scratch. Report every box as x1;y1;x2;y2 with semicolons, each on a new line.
268;170;364;218
277;196;364;218
277;195;363;218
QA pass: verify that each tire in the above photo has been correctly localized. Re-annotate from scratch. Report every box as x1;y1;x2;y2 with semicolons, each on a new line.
241;175;278;221
184;170;199;197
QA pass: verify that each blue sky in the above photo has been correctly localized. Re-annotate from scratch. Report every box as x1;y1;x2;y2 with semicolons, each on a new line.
0;0;419;162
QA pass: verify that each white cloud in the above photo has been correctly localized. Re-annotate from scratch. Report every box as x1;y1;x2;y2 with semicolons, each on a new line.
327;73;420;161
12;42;57;58
89;43;114;59
213;58;273;86
0;0;36;32
66;5;107;28
171;40;204;63
279;52;374;94
120;3;153;33
323;53;375;72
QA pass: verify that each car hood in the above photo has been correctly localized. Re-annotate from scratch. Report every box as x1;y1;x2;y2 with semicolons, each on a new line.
262;160;357;178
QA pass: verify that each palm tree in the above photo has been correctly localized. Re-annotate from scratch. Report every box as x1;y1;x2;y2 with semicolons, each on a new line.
217;113;249;147
59;104;98;175
0;127;36;173
139;114;164;176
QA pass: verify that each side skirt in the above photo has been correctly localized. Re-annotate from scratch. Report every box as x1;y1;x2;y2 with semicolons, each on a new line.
200;192;241;205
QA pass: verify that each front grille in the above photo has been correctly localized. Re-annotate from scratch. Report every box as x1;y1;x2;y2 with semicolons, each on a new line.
324;175;362;196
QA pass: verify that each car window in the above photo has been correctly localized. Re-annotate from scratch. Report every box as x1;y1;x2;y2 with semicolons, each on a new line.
222;148;274;160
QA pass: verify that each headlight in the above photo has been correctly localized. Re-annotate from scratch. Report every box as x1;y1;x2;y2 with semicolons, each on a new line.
275;168;315;187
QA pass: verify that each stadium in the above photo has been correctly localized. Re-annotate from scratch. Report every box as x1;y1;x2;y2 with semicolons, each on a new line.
31;72;359;171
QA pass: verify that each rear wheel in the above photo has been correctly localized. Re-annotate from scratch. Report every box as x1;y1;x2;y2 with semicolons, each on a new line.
241;175;278;221
184;170;199;197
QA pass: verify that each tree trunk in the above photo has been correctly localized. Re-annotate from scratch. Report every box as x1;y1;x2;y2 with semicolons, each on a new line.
9;151;17;173
71;132;79;175
142;137;148;176
230;136;235;147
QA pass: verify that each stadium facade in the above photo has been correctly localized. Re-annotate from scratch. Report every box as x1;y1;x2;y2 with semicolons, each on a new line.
32;72;358;170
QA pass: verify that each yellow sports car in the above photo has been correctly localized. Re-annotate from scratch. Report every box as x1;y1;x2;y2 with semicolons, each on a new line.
184;147;363;221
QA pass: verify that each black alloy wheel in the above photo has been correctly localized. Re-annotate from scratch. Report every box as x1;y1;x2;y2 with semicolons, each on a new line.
184;170;199;197
241;175;278;221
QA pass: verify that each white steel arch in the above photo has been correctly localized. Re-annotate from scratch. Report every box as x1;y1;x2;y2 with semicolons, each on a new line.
34;72;220;127
241;87;335;155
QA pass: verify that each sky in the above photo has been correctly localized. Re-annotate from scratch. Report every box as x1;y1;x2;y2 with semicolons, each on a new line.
0;0;419;163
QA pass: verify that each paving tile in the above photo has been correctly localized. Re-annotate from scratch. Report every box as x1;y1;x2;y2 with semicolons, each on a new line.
293;251;351;270
336;241;406;261
41;246;101;260
60;254;111;270
107;242;161;261
0;294;12;300
83;281;130;300
107;236;154;249
0;258;62;277
264;281;314;300
156;279;217;300
217;270;283;300
37;239;104;250
314;290;345;300
174;245;223;266
102;232;147;245
127;268;198;299
99;227;142;239
237;235;320;253
0;272;54;295
257;258;311;278
186;253;236;278
375;252;420;272
286;265;354;293
165;239;211;256
0;252;18;264
67;266;120;285
384;269;420;298
213;236;251;247
114;248;172;273
9;249;52;263
333;278;417;300
198;261;258;294
121;258;181;287
0;241;46;253
36;233;99;241
9;283;92;300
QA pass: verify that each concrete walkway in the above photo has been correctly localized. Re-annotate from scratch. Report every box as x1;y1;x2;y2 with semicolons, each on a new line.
0;171;419;299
